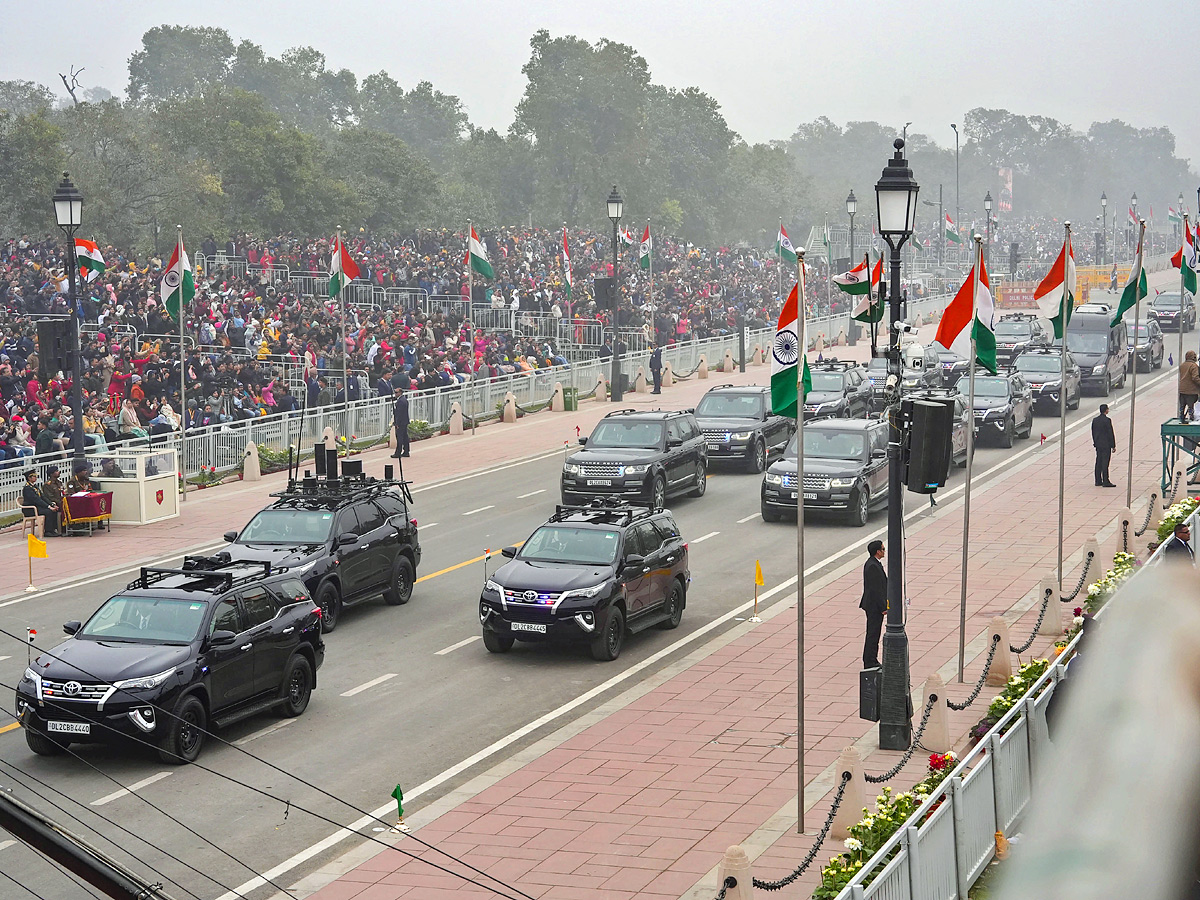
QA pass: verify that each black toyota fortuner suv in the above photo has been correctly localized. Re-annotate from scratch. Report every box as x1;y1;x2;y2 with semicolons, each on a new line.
480;502;690;661
693;384;793;472
561;409;708;508
17;555;324;764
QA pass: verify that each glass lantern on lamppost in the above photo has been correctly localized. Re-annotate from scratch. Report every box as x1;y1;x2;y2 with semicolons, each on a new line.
1100;192;1108;267
846;190;857;269
52;172;87;467
873;138;919;751
606;185;624;402
984;191;993;269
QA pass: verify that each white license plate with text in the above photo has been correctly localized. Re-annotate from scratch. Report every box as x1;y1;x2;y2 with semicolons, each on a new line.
803;493;817;500
511;622;547;633
47;721;91;735
587;479;612;486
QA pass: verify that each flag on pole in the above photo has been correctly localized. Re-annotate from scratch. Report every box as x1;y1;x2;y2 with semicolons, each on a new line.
1112;226;1148;326
775;226;798;264
945;214;962;244
1171;220;1198;295
160;235;194;321
27;534;47;559
465;226;494;279
328;233;360;298
638;226;652;271
770;282;811;418
833;258;872;295
561;227;572;300
618;226;635;247
75;238;105;283
1169;206;1183;224
1128;206;1138;226
851;256;885;323
1034;233;1077;338
934;253;996;373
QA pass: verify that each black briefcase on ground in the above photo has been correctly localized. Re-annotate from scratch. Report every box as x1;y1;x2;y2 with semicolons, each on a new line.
859;667;882;721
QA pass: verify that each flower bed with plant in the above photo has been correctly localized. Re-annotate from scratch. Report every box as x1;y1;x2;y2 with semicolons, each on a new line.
1155;497;1199;547
1083;550;1137;614
813;753;958;899
966;658;1051;745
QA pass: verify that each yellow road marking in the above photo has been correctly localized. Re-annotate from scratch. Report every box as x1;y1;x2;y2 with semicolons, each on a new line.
0;722;20;735
415;542;525;584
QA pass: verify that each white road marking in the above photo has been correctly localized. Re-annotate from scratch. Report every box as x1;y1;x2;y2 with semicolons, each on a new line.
0;840;15;851
691;531;720;544
233;719;295;746
737;513;761;524
0;656;10;662
91;771;172;807
419;523;438;530
339;674;398;697
435;636;482;656
517;489;545;499
462;505;494;516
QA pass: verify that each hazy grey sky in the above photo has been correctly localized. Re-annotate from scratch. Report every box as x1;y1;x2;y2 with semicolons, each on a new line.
6;0;1198;165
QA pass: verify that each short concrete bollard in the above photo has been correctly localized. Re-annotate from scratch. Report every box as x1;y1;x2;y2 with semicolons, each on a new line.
662;361;675;388
831;747;865;840
448;402;464;435
836;328;847;346
923;673;951;753
551;382;565;412
986;617;1013;686
634;367;649;393
1143;491;1163;540
501;392;517;423
751;346;763;366
595;371;608;398
813;335;825;352
697;354;709;379
716;845;754;900
1113;506;1134;561
721;350;735;373
1038;576;1063;635
243;441;262;482
1081;537;1100;585
322;426;336;450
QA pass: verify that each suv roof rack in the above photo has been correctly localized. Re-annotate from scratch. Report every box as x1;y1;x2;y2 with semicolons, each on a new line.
811;358;859;371
269;467;412;507
549;498;657;526
129;554;273;592
601;408;643;418
998;312;1038;321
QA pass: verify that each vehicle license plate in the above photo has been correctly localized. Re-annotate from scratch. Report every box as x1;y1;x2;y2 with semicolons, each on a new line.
511;622;547;634
47;721;90;735
706;443;720;451
803;493;817;500
587;479;612;486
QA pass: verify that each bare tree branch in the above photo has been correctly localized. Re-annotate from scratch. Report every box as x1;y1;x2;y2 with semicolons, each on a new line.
59;66;85;106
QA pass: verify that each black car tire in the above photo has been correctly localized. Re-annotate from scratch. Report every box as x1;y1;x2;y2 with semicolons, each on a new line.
1019;410;1033;438
483;630;514;653
1102;374;1111;397
25;723;67;757
280;655;313;717
590;607;625;662
761;502;781;522
1154;350;1164;370
1068;387;1081;410
658;580;685;629
650;474;667;510
748;440;767;474
689;462;707;497
848;486;869;527
1000;418;1015;449
315;581;340;633
383;556;414;606
158;695;207;765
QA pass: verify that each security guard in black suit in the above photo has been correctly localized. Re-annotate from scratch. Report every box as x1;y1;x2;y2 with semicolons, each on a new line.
861;540;887;668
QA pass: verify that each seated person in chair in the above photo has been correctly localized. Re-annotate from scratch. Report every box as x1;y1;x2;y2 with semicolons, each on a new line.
69;461;95;494
21;470;57;538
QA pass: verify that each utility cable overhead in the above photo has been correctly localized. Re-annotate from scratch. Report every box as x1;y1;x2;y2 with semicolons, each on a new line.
8;832;109;900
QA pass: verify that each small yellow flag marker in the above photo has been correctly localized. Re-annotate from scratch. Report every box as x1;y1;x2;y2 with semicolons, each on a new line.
749;560;764;623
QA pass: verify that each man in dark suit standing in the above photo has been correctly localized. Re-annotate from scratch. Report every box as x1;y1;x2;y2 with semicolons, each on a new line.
649;341;663;394
392;385;410;459
1091;404;1117;487
1162;521;1195;565
860;540;887;668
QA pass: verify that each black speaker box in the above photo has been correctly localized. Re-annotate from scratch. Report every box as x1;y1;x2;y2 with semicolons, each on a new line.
37;318;74;380
904;398;954;493
593;277;615;309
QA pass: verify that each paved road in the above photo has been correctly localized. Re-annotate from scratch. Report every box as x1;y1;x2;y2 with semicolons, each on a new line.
0;371;1157;900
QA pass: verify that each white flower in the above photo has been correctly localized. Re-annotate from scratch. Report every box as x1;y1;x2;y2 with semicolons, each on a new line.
915;784;930;795
862;815;875;827
1073;616;1084;627
877;794;887;805
844;838;863;852
944;751;956;760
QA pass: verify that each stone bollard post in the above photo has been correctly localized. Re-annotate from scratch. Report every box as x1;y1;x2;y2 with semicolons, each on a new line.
1143;490;1163;541
697;354;709;379
986;617;1013;686
813;335;825;352
1080;538;1100;591
596;371;608;398
831;747;866;840
836;328;847;346
751;346;763;366
322;426;336;450
243;440;262;482
1038;576;1063;636
1173;460;1189;496
634;367;649;393
501;391;517;423
448;402;464;435
721;350;735;373
715;846;754;900
662;361;675;388
922;673;951;753
551;382;565;412
1112;506;1134;562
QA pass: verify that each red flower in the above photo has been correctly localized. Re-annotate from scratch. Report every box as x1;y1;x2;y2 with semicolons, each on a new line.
928;753;948;771
1073;607;1082;617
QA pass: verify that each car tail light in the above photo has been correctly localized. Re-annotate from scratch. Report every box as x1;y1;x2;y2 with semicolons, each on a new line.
682;543;688;552
411;518;418;527
312;606;322;619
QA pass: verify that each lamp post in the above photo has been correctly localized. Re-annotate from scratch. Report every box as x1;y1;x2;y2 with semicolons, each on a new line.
1100;192;1107;267
950;124;960;257
607;185;624;403
52;172;87;468
874;139;920;750
984;191;993;270
846;189;857;269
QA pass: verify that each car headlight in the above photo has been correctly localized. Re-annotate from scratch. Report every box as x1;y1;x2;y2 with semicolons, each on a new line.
985;408;1005;419
765;473;784;485
292;560;316;575
1040;380;1060;389
622;464;649;475
564;463;580;475
561;583;607;601
21;667;37;684
830;477;855;488
114;667;176;691
731;431;754;440
1093;364;1107;375
484;579;503;595
901;378;918;387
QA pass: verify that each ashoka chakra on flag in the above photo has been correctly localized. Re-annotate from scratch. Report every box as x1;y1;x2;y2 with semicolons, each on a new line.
163;270;181;289
773;328;799;366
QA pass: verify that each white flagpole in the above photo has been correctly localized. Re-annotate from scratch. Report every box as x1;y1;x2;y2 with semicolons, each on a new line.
957;235;982;682
648;220;653;315
563;222;572;323
1127;219;1146;508
1057;223;1072;590
337;227;348;399
177;225;187;503
795;248;806;834
777;218;783;302
1179;214;1190;395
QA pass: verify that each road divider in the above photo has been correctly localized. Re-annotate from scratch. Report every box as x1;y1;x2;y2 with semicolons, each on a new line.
463;505;495;516
415;541;525;585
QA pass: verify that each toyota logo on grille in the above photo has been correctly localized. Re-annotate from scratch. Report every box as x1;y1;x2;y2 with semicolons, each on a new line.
63;681;82;697
523;590;537;602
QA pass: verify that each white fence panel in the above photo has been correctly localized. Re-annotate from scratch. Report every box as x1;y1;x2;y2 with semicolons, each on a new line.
953;765;996;892
990;717;1031;834
911;800;958;900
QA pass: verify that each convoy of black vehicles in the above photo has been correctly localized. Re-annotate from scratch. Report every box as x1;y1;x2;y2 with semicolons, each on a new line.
1147;290;1196;332
1127;318;1165;372
1058;303;1129;396
932;343;970;388
971;373;1035;448
993;313;1052;368
1011;347;1082;412
480;502;690;661
693;384;793;472
802;360;872;420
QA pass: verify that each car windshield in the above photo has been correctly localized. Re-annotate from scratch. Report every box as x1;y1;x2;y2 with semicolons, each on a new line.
695;393;763;418
809;372;846;392
1015;355;1061;374
1156;294;1181;308
785;430;868;460
587;420;665;449
1131;325;1150;339
974;377;1010;397
79;595;207;644
1064;332;1108;355
867;358;888;373
238;509;335;544
521;526;620;565
995;322;1033;339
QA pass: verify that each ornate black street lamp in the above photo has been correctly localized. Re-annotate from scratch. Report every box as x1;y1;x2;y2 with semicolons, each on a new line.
52;172;87;466
607;185;624;402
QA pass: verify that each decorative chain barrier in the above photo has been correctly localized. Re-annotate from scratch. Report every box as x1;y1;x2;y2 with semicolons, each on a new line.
864;694;938;783
1120;520;1129;555
513;398;553;416
1059;551;1096;603
714;876;737;900
1009;589;1052;654
947;636;1001;711
672;356;710;380
750;772;853;891
577;382;601;400
1167;470;1185;507
1133;493;1159;538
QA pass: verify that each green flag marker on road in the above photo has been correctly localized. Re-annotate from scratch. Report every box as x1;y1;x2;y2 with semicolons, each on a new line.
391;784;410;832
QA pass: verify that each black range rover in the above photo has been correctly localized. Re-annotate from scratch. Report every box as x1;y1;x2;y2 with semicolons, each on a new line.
480;503;690;661
694;384;793;472
17;555;324;763
761;419;890;526
562;409;708;508
802;360;871;420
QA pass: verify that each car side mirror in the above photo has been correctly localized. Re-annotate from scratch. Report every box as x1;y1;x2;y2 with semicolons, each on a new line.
623;553;645;570
667;437;683;448
337;532;358;547
208;630;237;648
501;546;517;559
578;436;588;446
871;448;887;459
63;620;81;636
223;530;238;543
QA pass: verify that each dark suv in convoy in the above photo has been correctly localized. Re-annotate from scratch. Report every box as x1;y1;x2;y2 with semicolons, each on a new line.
994;313;1052;368
761;419;890;526
562;410;708;508
17;556;324;763
480;502;690;661
1128;317;1165;371
971;373;1034;447
802;360;872;420
932;343;970;388
1148;290;1196;332
694;384;793;472
1060;303;1128;396
1012;347;1082;412
223;467;421;633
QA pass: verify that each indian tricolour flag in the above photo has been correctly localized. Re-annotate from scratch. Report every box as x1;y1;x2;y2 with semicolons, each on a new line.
1112;225;1147;326
160;234;194;322
638;226;652;271
619;226;635;247
562;227;572;300
328;233;360;298
934;248;996;374
775;226;798;264
1171;219;1198;295
770;281;811;419
833;257;872;295
466;226;494;279
1034;233;1077;338
75;238;105;283
1169;206;1183;224
945;214;962;244
850;256;884;323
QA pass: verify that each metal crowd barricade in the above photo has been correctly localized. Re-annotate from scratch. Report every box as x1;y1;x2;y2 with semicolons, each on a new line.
560;319;604;347
377;287;428;311
423;295;472;320
288;270;330;298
